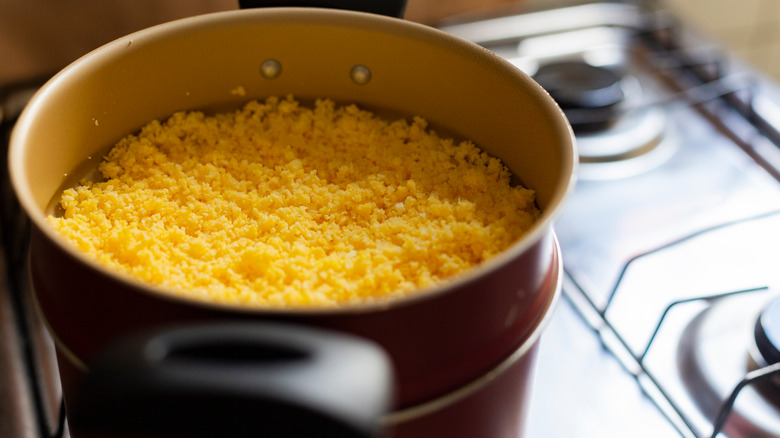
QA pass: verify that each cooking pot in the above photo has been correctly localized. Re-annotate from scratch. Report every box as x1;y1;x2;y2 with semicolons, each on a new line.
9;2;576;437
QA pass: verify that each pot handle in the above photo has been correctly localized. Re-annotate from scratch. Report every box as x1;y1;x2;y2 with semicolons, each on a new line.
69;323;394;438
237;0;408;18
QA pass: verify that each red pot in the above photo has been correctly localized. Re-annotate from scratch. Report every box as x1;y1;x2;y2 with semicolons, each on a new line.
10;7;576;437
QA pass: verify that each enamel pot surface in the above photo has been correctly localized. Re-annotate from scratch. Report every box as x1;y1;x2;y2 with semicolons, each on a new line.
9;7;576;438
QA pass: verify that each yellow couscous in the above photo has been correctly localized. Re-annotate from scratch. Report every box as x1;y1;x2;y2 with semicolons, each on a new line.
48;96;540;308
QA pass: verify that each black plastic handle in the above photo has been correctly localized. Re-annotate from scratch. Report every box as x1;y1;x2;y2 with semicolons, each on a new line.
237;0;408;18
70;323;394;438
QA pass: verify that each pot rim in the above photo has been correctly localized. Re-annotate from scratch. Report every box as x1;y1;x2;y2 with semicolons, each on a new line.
10;7;577;316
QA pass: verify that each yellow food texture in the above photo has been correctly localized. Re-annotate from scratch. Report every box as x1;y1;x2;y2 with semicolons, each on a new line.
48;96;540;308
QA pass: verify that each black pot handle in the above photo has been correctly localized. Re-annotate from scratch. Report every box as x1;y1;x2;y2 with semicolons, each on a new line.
237;0;408;18
70;323;394;438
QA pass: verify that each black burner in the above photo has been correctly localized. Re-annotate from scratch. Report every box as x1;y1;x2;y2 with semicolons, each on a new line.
532;60;625;132
755;296;780;366
677;292;780;436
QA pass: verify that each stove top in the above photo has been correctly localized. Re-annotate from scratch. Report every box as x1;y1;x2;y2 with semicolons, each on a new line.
443;2;780;437
2;2;780;437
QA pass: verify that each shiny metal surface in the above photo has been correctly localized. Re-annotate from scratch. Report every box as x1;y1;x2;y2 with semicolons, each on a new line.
528;291;681;437
678;292;780;437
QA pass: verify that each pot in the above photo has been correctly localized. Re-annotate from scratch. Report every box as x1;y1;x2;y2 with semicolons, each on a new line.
9;4;576;437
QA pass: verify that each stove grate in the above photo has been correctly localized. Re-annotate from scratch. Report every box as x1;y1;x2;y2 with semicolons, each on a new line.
564;208;780;438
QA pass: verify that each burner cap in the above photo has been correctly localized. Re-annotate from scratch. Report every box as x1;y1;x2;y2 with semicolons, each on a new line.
755;296;780;366
677;292;780;436
532;61;625;132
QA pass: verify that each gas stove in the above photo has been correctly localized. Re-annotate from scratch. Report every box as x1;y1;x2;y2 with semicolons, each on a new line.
2;2;780;437
443;2;780;437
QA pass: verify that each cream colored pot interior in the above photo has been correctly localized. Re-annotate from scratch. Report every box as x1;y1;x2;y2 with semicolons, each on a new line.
11;8;575;253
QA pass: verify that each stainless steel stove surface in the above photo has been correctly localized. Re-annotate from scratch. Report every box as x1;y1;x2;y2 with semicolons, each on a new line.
441;2;780;437
2;2;780;438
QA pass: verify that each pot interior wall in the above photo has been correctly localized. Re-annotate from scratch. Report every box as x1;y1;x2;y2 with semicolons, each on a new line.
12;8;573;232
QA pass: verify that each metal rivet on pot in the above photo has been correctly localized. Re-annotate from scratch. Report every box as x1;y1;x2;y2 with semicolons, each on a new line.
350;65;372;85
260;59;282;79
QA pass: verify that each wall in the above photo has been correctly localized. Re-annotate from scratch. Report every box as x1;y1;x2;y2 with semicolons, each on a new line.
663;0;780;81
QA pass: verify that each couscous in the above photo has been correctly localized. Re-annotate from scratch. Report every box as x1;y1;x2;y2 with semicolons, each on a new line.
48;96;540;307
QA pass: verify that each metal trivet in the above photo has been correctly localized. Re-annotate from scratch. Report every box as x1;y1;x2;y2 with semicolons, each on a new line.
562;208;780;438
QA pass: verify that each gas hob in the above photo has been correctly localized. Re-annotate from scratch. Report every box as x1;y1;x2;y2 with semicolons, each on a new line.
442;2;780;437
